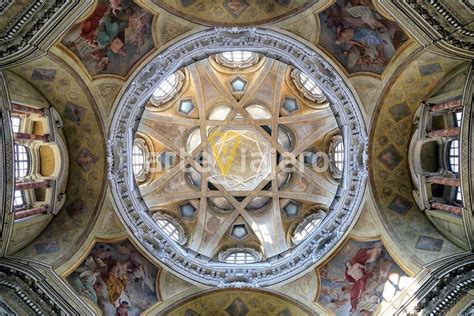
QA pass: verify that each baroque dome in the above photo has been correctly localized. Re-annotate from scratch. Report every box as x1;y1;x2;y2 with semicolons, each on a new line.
1;0;474;314
108;28;368;287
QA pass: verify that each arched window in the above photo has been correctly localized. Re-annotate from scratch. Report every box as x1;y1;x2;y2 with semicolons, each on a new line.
150;71;184;107
208;105;232;121
334;141;344;171
132;138;149;182
185;128;202;153
216;51;259;69
292;210;326;245
152;212;187;245
218;247;262;264
448;139;460;173
11;117;21;133
14;144;29;179
329;136;344;179
13;190;25;208
156;219;180;242
245;104;272;119
132;144;144;175
292;70;326;103
277;125;295;152
224;252;257;264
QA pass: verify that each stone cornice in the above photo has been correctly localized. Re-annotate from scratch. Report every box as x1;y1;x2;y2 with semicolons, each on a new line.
0;71;14;257
381;253;474;315
379;0;474;60
0;258;94;315
0;0;93;68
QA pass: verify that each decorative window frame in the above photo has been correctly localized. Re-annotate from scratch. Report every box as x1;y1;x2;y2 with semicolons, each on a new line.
215;51;259;69
291;69;327;104
329;135;344;179
280;96;300;116
151;211;187;246
291;209;326;245
149;70;185;108
132;138;150;183
218;246;263;264
228;76;248;96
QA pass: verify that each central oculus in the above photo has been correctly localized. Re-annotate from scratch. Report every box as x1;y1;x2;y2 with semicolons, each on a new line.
208;126;272;191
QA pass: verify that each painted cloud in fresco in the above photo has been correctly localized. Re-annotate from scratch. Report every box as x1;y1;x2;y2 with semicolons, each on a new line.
62;0;154;77
68;240;158;316
319;0;408;75
318;240;409;315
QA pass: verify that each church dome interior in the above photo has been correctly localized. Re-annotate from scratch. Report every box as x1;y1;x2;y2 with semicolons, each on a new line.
0;0;473;315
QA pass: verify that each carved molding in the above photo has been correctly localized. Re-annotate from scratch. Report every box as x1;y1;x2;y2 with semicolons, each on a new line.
0;0;93;68
107;27;368;288
380;253;474;315
379;0;474;60
0;258;94;315
0;71;14;257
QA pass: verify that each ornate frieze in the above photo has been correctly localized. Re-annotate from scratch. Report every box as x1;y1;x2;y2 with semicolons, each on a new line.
0;259;93;315
379;0;474;59
107;27;368;287
386;254;474;315
0;0;93;67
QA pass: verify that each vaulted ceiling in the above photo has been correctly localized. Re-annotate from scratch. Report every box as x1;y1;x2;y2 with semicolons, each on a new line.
0;0;473;315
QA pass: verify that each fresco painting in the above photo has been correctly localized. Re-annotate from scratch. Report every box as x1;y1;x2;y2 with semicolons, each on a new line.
318;240;409;315
68;240;159;315
319;0;408;74
62;0;154;77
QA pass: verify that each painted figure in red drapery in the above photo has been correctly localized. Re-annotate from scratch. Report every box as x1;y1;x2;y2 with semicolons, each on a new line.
344;244;382;312
80;4;109;47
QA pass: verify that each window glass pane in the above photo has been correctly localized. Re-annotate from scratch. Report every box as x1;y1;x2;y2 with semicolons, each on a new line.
455;111;462;127
245;105;271;119
225;251;257;264
153;73;177;99
456;188;462;202
220;51;255;63
156;219;181;242
14;144;29;178
334;141;344;172
294;217;322;244
186;129;202;153
449;140;460;173
132;144;144;175
208;105;232;121
11;117;21;133
298;71;323;97
13;190;24;208
151;72;183;106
